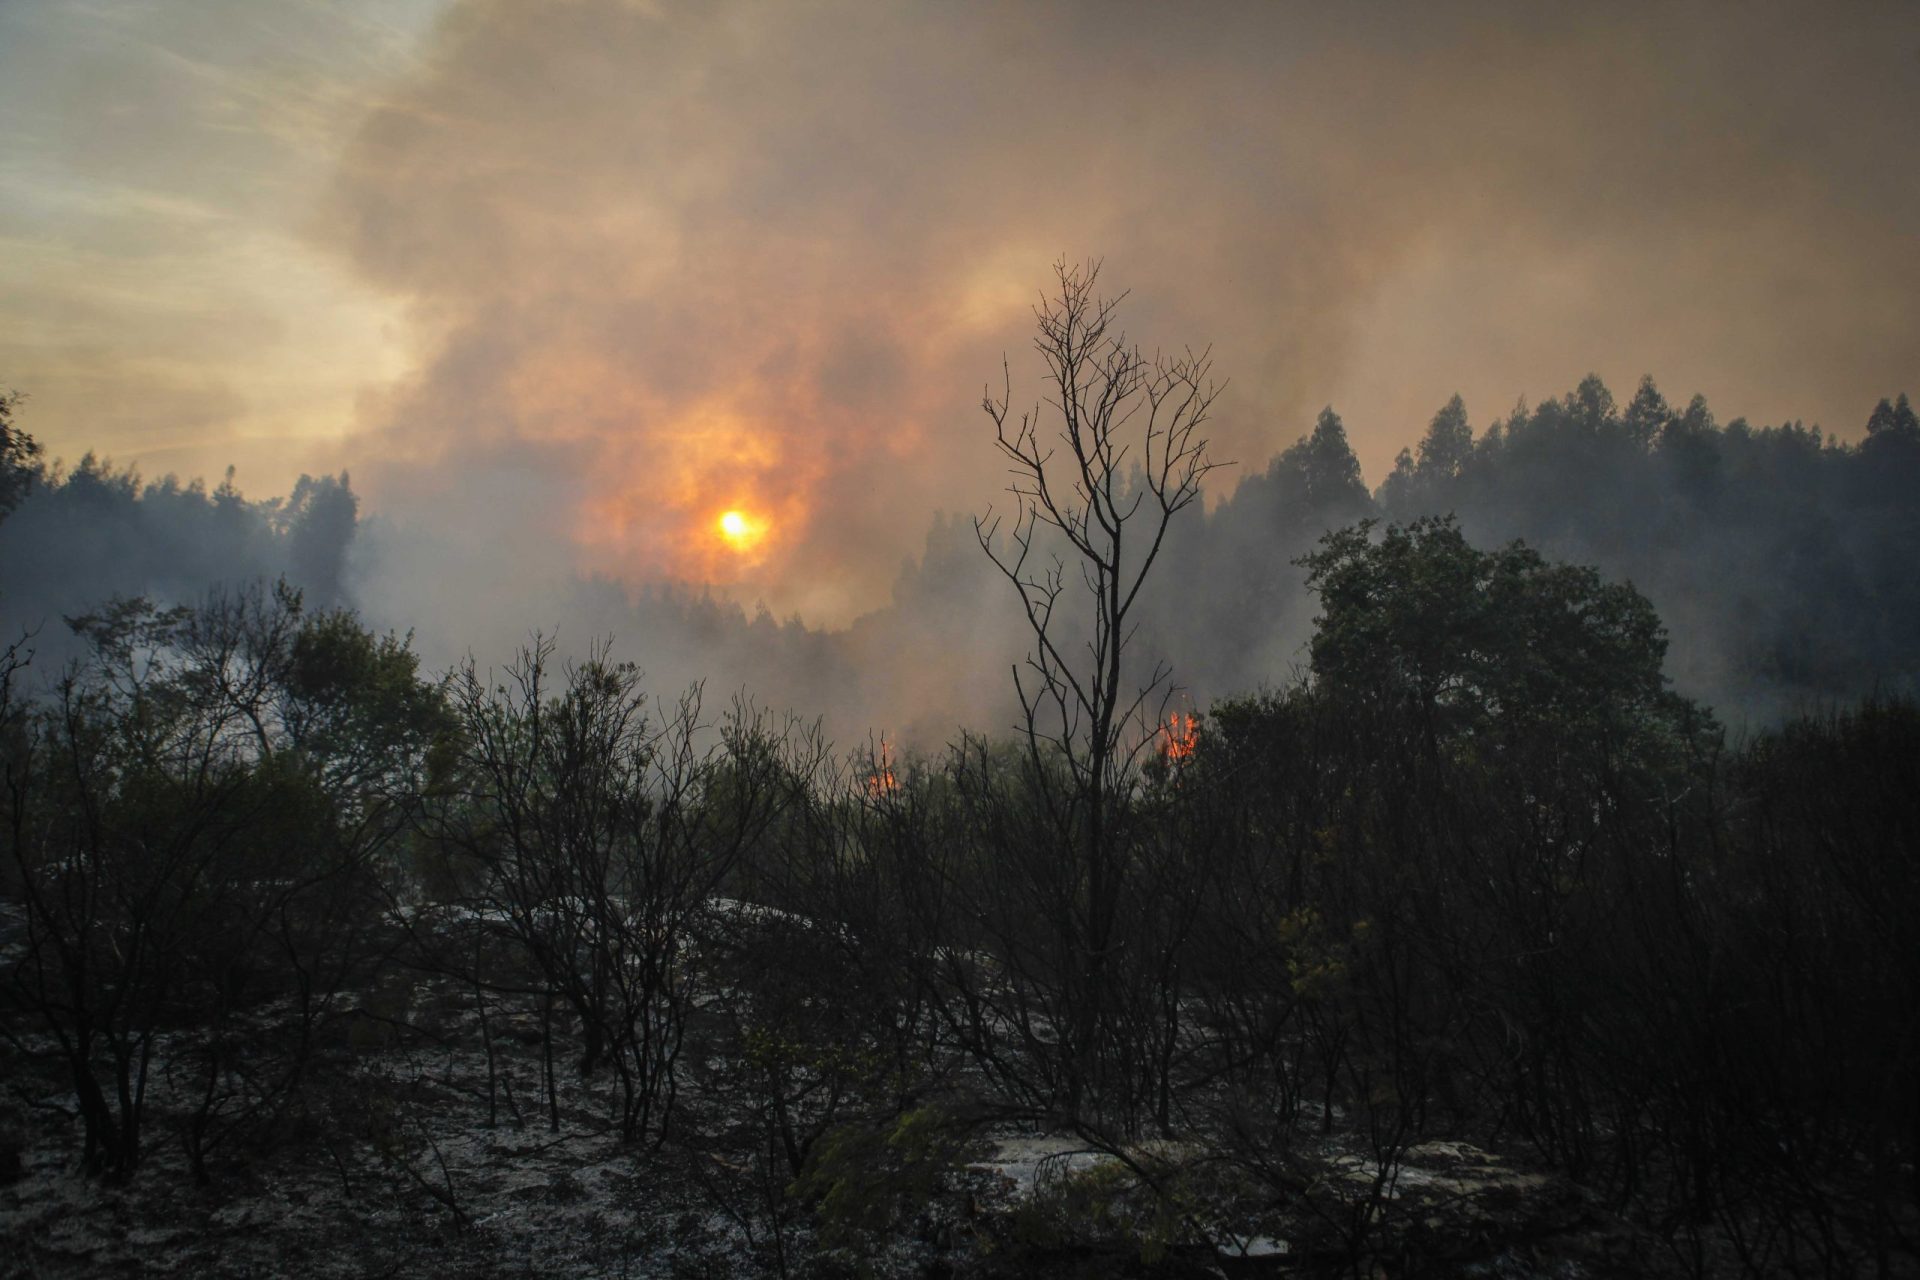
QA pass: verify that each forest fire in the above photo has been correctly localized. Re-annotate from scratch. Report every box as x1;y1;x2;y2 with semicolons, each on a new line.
1162;711;1199;764
866;738;898;798
4;2;1917;1275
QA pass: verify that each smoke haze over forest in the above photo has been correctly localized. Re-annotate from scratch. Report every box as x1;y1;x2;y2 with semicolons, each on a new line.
3;0;1920;737
7;373;1920;749
10;9;1920;1276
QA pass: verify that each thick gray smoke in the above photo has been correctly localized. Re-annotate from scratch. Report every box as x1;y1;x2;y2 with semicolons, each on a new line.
319;1;1920;619
6;1;1918;745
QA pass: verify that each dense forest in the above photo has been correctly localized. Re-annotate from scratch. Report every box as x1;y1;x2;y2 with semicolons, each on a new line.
2;339;1917;1279
7;377;1918;739
1172;380;1920;718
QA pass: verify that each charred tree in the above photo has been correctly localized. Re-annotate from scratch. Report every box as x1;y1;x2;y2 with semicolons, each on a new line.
973;259;1223;1130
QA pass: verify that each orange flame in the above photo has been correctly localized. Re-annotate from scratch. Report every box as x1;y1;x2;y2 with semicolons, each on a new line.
1162;712;1198;764
867;738;899;798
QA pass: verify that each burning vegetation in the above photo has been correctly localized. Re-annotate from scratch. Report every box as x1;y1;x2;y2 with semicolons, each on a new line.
1161;711;1199;764
865;737;898;798
3;276;1918;1280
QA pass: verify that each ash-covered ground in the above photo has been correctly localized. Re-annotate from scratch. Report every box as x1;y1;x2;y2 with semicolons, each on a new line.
2;907;1669;1280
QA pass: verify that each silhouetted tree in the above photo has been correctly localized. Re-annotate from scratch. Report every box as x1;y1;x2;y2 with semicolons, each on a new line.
0;457;362;674
1416;394;1474;478
425;640;822;1144
2;584;444;1180
1622;374;1674;450
281;473;359;608
0;389;40;524
1301;516;1700;758
974;259;1221;1129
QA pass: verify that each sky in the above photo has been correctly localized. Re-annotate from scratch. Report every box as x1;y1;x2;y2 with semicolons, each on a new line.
4;0;1918;626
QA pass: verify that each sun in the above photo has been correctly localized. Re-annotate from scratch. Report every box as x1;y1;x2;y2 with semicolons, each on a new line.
716;508;764;551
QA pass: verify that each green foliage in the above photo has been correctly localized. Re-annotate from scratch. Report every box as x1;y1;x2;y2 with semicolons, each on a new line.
1300;515;1712;768
3;582;445;1179
1364;375;1920;706
1282;407;1370;515
1274;906;1367;1000
1417;393;1474;477
0;388;41;523
287;606;453;777
4;361;1917;1269
791;1106;973;1247
1004;1156;1208;1267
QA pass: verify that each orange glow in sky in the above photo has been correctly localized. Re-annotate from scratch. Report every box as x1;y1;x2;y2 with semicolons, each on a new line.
569;394;817;596
716;508;767;552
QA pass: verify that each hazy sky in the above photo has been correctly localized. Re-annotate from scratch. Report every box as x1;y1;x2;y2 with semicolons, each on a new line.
4;0;1917;624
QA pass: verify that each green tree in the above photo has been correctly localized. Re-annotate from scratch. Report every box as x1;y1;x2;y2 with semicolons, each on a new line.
279;472;359;606
3;583;447;1180
0;389;39;523
1415;394;1473;479
1564;372;1617;435
1621;375;1673;450
1300;516;1708;760
1865;391;1919;438
1282;406;1370;516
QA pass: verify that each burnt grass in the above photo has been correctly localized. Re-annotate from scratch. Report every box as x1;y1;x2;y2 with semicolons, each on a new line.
1;910;1688;1280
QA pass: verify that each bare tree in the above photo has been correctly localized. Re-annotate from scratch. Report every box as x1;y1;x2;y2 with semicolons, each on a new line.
973;259;1223;1125
427;639;822;1144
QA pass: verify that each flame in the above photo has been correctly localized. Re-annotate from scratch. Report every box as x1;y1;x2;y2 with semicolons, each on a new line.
866;738;899;798
1162;712;1198;764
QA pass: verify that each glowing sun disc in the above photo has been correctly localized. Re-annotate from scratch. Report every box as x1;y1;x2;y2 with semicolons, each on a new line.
717;508;762;550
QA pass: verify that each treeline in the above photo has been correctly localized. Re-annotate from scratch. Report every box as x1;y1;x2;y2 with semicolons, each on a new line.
6;380;1919;740
2;526;1913;1275
0;405;881;734
1153;382;1920;716
0;406;357;671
